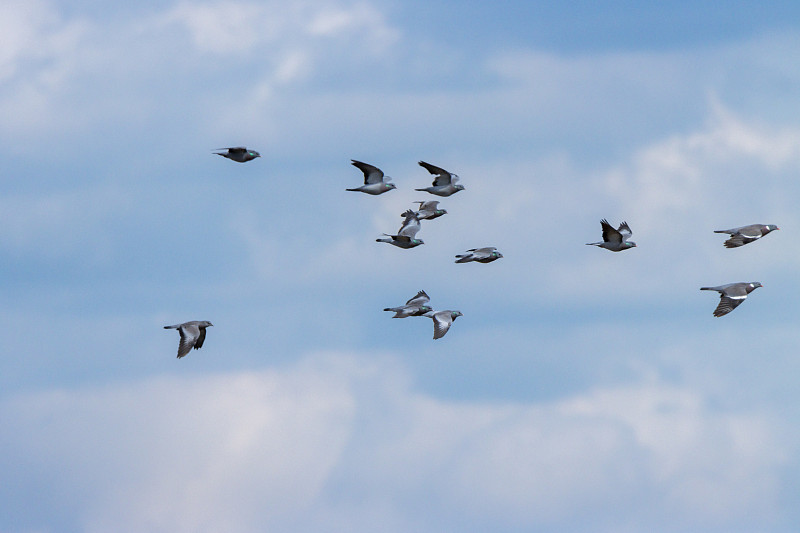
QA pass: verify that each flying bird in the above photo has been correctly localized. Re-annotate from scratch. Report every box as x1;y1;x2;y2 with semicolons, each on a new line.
586;219;637;251
700;282;762;317
164;321;213;359
377;210;424;248
412;200;447;220
213;147;260;162
347;160;397;195
415;161;464;196
383;290;432;318
424;310;463;339
455;247;503;263
714;224;779;248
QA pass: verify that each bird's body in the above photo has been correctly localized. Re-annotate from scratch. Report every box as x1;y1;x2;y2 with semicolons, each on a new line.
714;224;779;248
455;247;503;263
700;282;762;317
164;320;213;358
377;210;424;248
413;200;447;220
213;147;260;162
415;161;464;196
383;290;432;318
424;310;463;339
347;160;396;195
586;219;637;251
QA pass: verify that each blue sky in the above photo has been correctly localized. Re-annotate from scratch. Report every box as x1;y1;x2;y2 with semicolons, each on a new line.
3;1;800;531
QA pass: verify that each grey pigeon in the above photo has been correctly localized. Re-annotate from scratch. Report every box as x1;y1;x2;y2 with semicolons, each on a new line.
347;160;396;195
424;310;463;339
377;209;424;248
415;161;464;196
700;282;762;317
455;247;503;263
164;320;213;358
586;219;637;252
213;147;260;162
384;290;432;318
714;224;779;248
412;200;447;220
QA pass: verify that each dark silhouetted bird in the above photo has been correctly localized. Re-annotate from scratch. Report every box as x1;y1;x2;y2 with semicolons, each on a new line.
213;147;260;162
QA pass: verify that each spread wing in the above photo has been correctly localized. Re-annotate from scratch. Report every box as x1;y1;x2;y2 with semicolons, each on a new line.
600;219;622;244
176;324;200;358
418;161;454;186
405;290;430;307
618;221;633;240
713;295;746;317
195;327;207;349
351;160;385;185
431;312;453;339
398;210;421;238
416;201;439;211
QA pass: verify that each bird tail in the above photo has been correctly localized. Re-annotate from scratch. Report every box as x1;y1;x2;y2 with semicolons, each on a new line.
346;188;359;191
713;229;732;234
699;287;716;291
414;188;426;191
163;325;178;329
585;242;601;246
376;237;392;243
455;255;470;263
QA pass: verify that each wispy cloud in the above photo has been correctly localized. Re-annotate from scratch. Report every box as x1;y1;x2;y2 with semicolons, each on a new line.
0;352;789;532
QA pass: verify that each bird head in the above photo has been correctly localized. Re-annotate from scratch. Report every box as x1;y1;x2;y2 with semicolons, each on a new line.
750;282;763;290
767;225;779;232
437;209;448;215
249;151;261;158
625;241;637;249
202;321;214;327
387;183;397;190
493;251;503;258
454;184;465;191
413;239;424;245
451;311;463;320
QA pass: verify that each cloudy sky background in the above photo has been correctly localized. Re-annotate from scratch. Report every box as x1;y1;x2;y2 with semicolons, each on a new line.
3;1;800;531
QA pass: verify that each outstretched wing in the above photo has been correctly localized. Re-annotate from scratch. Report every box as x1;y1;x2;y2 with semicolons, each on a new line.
431;312;453;339
713;295;746;317
418;161;454;186
405;290;430;307
600;219;622;244
351;160;385;185
398;210;421;238
618;221;633;240
416;200;439;211
176;324;200;358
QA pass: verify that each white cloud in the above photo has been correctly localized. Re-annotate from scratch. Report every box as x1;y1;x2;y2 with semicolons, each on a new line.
0;0;86;83
0;352;789;532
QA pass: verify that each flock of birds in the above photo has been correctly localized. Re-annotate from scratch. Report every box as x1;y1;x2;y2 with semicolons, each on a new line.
346;158;498;340
163;146;780;357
